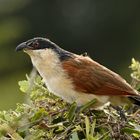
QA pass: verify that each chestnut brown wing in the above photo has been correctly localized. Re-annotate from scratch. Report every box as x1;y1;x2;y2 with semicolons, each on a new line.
62;56;137;96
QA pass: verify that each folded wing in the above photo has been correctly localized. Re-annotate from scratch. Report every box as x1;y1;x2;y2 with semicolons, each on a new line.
62;55;139;96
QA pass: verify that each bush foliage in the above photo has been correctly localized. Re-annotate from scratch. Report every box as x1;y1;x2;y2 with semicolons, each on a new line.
0;58;140;140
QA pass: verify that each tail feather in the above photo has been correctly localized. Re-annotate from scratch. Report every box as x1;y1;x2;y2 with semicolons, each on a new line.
128;96;140;106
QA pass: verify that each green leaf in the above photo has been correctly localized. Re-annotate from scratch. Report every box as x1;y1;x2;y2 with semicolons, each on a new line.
18;80;30;93
122;127;140;135
74;125;83;132
31;108;47;122
67;102;77;121
85;116;90;140
35;75;43;85
70;131;79;140
90;119;96;136
80;99;97;112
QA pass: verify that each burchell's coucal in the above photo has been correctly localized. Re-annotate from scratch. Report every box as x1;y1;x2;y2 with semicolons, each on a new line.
16;37;140;109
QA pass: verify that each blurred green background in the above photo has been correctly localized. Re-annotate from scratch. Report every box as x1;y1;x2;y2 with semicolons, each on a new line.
0;0;140;110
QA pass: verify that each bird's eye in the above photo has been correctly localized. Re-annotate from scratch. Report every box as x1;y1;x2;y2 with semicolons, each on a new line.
26;40;40;50
33;41;39;49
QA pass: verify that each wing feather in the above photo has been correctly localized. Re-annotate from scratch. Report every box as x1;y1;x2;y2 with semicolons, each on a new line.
62;55;138;96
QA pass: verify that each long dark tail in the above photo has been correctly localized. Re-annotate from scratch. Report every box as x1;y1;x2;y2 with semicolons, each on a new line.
128;96;140;106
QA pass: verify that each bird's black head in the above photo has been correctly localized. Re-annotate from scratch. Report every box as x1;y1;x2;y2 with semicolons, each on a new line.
16;37;74;61
16;37;57;51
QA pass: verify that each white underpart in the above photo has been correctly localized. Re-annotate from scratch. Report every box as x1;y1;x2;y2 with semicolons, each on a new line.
26;49;109;107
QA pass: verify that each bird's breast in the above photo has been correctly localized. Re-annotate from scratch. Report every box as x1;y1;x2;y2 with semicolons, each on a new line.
44;76;76;102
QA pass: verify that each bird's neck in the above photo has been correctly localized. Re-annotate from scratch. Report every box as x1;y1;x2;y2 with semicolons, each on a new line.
51;46;74;61
27;49;63;79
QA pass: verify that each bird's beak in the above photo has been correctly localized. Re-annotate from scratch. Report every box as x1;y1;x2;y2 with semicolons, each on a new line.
15;42;28;52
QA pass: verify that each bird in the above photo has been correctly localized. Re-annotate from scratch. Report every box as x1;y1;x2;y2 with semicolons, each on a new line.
16;37;140;109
